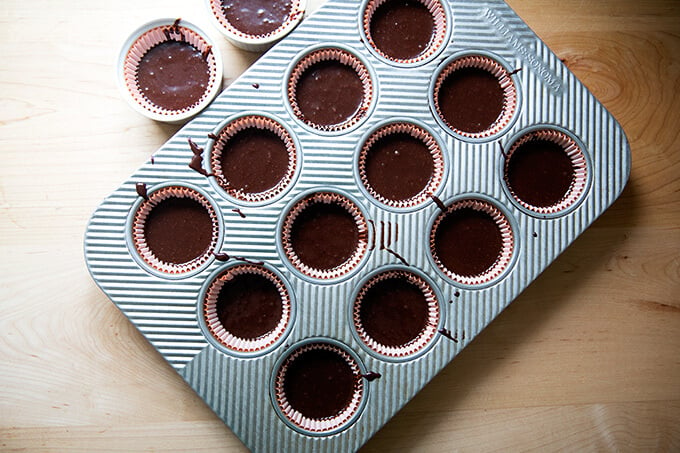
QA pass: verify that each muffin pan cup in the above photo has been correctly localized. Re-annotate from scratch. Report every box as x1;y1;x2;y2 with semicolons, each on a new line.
360;0;450;66
86;0;631;451
351;267;442;360
279;190;370;282
286;44;375;133
431;51;519;141
272;339;367;435
207;113;299;204
429;196;516;287
503;125;590;216
129;183;222;277
202;263;293;355
357;120;446;209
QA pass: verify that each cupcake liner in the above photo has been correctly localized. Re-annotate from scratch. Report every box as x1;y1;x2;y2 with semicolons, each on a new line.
358;122;444;209
209;115;298;203
121;19;222;122
120;19;222;122
353;270;440;358
287;47;374;132
207;0;306;51
504;128;589;215
433;54;518;139
430;198;515;286
203;264;291;353
274;342;364;434
362;0;448;65
281;192;369;280
132;185;220;275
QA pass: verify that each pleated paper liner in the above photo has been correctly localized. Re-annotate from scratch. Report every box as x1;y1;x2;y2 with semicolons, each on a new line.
207;0;306;51
203;264;292;354
273;341;365;434
120;18;222;123
352;269;440;359
430;198;515;286
208;114;298;203
287;47;374;133
131;185;220;275
358;121;445;209
432;53;518;140
504;128;589;216
281;191;369;281
361;0;449;65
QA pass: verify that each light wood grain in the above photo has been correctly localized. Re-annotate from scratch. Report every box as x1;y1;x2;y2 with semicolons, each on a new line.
1;0;678;451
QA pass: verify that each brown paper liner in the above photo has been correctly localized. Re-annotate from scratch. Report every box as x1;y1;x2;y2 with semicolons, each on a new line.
353;270;440;358
208;0;305;42
132;185;220;275
504;129;588;214
274;342;364;433
430;199;514;286
281;192;369;280
287;48;374;132
433;54;518;139
122;20;220;118
358;122;444;208
203;265;291;353
362;0;448;65
209;115;297;203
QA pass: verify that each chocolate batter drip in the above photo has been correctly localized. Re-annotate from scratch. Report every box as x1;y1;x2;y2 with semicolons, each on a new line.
429;194;446;211
359;372;382;382
438;328;458;343
381;246;409;266
188;138;226;185
213;252;264;266
135;182;149;200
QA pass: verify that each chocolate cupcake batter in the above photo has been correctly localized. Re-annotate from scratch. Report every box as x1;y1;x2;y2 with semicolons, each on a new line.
143;196;214;264
358;275;429;347
290;201;359;270
437;66;504;133
434;207;503;277
218;128;290;194
137;41;210;111
215;272;283;339
506;138;575;207
294;60;364;126
283;347;356;419
364;132;434;201
369;0;434;60
222;0;292;36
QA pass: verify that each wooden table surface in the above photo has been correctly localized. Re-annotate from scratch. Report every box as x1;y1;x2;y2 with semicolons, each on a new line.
1;0;678;451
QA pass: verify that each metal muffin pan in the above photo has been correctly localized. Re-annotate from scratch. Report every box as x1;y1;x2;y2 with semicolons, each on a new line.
85;0;631;451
